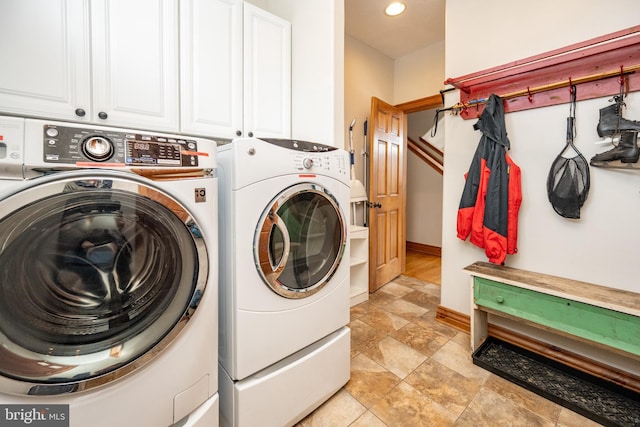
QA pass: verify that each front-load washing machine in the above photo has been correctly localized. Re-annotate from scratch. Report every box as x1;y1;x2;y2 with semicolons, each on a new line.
217;138;351;427
0;116;219;427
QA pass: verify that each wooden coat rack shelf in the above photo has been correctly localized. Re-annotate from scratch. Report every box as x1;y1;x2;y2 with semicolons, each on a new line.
444;25;640;119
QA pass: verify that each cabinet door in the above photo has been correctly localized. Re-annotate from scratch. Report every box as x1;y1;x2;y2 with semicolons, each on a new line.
91;0;179;131
180;0;242;139
243;3;291;139
0;0;92;121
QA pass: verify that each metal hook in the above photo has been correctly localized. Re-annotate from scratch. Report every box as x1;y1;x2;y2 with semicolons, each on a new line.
619;65;625;86
527;87;533;103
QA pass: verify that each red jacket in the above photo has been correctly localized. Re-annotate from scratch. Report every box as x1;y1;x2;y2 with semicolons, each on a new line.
457;95;522;264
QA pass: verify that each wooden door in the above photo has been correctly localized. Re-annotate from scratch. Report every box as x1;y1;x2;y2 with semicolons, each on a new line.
368;97;406;292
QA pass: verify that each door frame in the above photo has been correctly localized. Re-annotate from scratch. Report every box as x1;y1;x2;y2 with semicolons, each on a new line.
394;94;442;114
366;94;443;291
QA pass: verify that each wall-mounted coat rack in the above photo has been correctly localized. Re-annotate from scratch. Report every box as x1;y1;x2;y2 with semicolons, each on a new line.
444;25;640;119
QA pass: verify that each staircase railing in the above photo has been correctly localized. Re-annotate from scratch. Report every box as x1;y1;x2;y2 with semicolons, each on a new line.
408;136;443;175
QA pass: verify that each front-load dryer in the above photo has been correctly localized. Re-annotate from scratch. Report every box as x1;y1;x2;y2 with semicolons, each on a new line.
217;138;351;427
0;116;219;427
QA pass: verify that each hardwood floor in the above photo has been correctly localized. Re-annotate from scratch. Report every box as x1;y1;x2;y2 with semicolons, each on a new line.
404;249;441;285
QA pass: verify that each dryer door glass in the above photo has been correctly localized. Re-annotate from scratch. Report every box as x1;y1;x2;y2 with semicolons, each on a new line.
255;183;346;298
0;173;208;394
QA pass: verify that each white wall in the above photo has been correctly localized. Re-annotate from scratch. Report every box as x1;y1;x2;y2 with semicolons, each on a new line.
344;35;394;192
245;0;268;9
394;40;445;105
344;35;445;231
407;151;443;246
407;109;443;247
442;0;640;372
395;42;445;246
266;0;344;146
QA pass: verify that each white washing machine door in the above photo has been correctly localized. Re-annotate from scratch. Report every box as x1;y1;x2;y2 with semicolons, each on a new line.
254;182;346;298
0;170;208;396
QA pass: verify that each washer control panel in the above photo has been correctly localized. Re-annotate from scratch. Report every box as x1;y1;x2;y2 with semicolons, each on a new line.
42;124;199;167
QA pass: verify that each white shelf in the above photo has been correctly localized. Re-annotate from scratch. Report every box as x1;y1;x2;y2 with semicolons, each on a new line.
349;225;369;306
350;256;366;267
350;225;369;236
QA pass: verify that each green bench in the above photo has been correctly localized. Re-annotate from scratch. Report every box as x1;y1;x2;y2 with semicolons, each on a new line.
464;262;640;359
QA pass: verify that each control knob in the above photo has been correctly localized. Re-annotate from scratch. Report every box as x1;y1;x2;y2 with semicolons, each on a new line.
82;136;113;162
302;157;313;169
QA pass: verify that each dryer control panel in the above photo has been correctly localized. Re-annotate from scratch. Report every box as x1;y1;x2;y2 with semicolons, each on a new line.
259;138;338;153
258;138;348;175
42;124;199;167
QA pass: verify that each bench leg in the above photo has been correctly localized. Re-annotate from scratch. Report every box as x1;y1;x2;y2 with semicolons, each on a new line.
471;306;488;351
470;277;488;352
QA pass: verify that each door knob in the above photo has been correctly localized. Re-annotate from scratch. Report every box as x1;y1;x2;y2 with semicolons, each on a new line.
367;202;382;208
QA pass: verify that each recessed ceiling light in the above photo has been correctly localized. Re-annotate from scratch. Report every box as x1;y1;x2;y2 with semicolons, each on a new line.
385;2;406;16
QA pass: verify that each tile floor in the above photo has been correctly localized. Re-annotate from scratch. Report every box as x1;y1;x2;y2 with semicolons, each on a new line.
297;275;604;426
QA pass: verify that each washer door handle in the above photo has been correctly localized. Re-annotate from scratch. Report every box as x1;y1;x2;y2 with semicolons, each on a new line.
256;209;291;286
269;213;291;276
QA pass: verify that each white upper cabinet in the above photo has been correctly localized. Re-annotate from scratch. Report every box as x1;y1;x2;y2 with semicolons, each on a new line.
181;0;291;139
0;0;289;138
0;0;92;122
180;0;242;138
91;0;179;131
0;0;179;132
242;3;291;139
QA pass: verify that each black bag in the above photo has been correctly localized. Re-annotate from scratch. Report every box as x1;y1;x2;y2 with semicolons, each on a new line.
547;86;590;219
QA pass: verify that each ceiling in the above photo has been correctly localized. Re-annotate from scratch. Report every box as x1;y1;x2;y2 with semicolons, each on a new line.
345;0;446;59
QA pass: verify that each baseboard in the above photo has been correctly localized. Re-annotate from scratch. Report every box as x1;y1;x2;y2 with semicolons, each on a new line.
435;305;640;394
435;305;469;333
406;241;441;256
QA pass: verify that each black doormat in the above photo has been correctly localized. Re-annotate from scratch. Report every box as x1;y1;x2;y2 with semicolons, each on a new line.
472;337;640;427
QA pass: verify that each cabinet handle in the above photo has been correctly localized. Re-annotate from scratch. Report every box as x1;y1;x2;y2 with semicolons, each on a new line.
496;295;504;303
248;131;254;137
98;111;108;120
75;108;86;117
236;130;242;136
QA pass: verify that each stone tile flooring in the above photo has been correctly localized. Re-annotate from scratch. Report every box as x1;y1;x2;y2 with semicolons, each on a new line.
297;275;603;426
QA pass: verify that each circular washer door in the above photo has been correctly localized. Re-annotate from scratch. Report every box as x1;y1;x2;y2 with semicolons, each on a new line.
254;182;346;298
0;171;208;395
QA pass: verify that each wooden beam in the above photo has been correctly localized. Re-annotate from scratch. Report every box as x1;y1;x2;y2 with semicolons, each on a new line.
394;94;442;114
